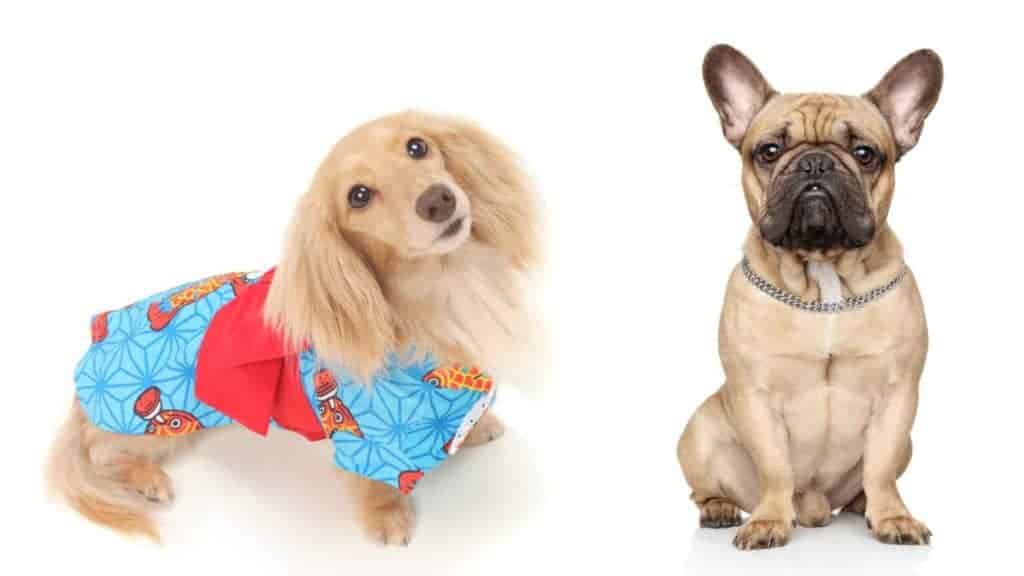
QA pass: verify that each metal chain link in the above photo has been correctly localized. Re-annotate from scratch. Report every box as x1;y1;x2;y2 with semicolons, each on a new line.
741;258;907;314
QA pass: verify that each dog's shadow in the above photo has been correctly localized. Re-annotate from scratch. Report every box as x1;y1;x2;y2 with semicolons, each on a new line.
684;514;930;575
159;408;540;569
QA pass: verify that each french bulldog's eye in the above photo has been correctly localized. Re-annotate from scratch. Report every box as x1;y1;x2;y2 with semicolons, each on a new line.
348;185;374;209
406;137;429;159
756;142;782;163
853;145;877;165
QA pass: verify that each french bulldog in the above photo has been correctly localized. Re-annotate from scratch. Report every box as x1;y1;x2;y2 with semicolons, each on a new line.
676;44;942;550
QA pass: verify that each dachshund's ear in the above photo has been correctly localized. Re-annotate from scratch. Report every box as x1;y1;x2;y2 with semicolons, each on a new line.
263;176;394;383
429;115;540;268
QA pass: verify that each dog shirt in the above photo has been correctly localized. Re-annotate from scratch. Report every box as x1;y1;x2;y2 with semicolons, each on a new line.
74;269;495;494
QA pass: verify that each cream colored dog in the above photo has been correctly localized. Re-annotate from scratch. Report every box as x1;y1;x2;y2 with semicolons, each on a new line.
49;111;539;546
677;45;942;550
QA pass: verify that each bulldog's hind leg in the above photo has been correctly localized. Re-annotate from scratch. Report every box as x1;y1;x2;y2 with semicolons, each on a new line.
794;491;832;527
48;401;190;540
677;390;760;529
841;492;867;515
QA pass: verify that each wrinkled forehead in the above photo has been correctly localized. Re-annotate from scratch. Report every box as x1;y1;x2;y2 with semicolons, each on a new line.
747;94;893;150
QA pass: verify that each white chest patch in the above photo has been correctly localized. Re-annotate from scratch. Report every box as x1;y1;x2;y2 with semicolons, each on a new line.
807;260;842;304
806;260;841;357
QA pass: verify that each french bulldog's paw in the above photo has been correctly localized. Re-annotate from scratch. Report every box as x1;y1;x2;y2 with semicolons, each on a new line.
361;497;415;547
871;515;931;545
732;518;792;550
795;491;832;527
462;412;505;447
841;491;867;516
698;498;742;529
126;463;174;505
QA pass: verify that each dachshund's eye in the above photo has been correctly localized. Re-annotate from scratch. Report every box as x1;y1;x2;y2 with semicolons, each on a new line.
348;185;373;209
852;145;877;166
406;137;428;159
756;142;782;163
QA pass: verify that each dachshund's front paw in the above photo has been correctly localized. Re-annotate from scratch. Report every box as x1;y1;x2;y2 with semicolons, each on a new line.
361;495;415;547
462;412;505;447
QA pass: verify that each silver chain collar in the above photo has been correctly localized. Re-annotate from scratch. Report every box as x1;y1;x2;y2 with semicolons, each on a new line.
741;258;908;313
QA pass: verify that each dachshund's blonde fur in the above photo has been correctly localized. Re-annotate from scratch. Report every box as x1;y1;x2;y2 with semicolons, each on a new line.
49;111;539;545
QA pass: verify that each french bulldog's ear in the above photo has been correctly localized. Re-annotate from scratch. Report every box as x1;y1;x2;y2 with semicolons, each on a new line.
703;44;776;148
865;49;943;158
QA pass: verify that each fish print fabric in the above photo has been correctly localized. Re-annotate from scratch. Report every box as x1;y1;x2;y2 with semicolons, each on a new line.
74;271;496;493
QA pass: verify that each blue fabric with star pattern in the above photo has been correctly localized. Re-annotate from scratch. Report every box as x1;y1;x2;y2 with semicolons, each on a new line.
298;350;496;492
73;272;495;493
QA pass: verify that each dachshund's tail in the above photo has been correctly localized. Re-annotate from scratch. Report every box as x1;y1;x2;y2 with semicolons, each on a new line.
47;400;160;541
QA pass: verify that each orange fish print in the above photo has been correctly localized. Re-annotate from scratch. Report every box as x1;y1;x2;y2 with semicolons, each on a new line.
422;364;493;393
314;370;364;438
133;386;202;437
398;470;424;494
147;273;250;331
91;312;110;343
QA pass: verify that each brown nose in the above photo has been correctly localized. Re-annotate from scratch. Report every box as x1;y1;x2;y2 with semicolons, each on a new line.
415;184;456;223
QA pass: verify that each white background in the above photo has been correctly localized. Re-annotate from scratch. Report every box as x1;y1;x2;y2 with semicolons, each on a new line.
2;2;1022;575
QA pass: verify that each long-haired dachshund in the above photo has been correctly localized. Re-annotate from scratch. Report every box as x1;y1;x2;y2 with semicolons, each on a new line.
48;110;540;546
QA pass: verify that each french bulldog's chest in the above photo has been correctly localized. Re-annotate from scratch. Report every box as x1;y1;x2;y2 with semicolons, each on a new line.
722;262;927;487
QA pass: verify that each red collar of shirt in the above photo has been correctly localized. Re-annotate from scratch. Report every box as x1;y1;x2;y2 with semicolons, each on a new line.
194;268;325;441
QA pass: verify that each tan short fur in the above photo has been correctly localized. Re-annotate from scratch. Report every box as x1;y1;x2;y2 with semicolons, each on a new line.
677;45;942;550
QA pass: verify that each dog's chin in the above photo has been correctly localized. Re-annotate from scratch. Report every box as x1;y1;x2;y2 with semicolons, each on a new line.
760;184;875;254
409;214;473;258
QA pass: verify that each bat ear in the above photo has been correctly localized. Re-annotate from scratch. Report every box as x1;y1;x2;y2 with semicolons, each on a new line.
703;44;777;148
865;49;943;158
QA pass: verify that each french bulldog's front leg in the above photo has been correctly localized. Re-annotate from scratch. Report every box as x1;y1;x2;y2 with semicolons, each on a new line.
726;387;797;550
863;382;930;545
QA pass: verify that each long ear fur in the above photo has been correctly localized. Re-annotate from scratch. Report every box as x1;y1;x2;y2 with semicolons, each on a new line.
425;114;540;269
263;172;395;383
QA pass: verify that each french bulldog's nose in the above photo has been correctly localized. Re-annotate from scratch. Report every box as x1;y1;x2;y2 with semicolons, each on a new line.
798;152;835;176
416;184;456;223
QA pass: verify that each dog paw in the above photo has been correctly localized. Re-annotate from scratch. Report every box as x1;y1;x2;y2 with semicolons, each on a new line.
698;498;743;529
795;491;832;528
126;463;174;505
462;413;505;447
870;515;931;545
361;497;415;547
732;518;791;550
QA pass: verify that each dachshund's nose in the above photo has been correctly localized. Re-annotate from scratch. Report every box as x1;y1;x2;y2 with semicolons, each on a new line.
416;184;456;223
